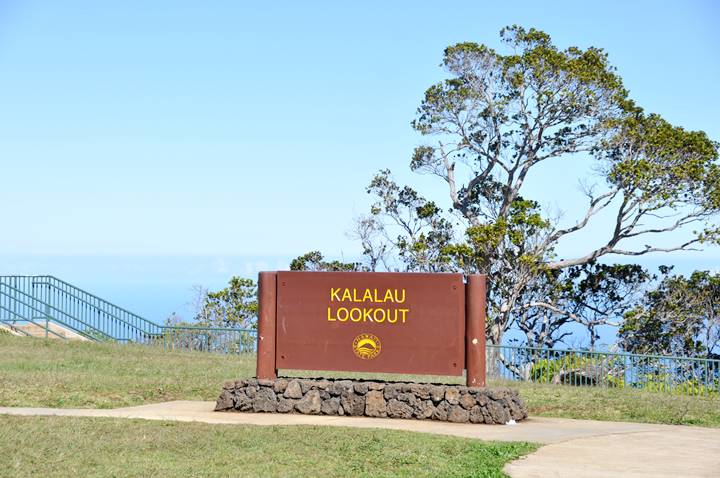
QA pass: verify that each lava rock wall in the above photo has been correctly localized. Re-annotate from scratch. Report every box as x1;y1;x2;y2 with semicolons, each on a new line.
215;378;527;424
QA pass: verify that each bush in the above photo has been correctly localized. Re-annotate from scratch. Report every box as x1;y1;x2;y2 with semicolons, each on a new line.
530;353;625;388
638;375;719;397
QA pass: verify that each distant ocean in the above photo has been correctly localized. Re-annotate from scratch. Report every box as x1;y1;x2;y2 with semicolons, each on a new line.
1;253;716;348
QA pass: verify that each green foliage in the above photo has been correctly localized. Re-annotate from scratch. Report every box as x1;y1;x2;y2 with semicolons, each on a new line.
548;263;652;347
527;351;718;396
157;315;256;354
530;353;625;388
290;251;365;272
195;277;258;329
639;375;719;397
619;270;720;358
365;170;455;272
449;199;551;274
607;114;719;195
564;263;650;301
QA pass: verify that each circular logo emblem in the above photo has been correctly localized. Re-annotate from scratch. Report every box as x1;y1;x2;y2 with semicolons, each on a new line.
352;333;381;360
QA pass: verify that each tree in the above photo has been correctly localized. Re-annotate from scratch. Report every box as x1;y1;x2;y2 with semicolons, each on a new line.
619;269;720;358
290;251;365;272
196;277;258;329
349;216;391;271
515;263;651;349
356;26;719;345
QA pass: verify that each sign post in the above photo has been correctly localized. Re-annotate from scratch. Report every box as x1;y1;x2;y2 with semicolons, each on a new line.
256;271;277;380
465;274;487;387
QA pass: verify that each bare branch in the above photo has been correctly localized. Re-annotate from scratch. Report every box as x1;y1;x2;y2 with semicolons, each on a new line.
622;213;707;238
522;301;578;320
547;237;702;269
548;189;619;242
610;240;703;256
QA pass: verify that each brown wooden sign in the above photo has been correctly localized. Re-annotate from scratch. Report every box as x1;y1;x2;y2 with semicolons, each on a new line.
256;271;487;387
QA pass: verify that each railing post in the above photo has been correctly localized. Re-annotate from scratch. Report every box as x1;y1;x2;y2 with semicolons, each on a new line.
44;284;49;339
256;271;277;380
465;274;487;387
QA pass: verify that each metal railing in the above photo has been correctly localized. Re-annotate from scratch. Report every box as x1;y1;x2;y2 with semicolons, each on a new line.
153;326;256;354
0;275;163;342
487;344;720;397
0;275;256;354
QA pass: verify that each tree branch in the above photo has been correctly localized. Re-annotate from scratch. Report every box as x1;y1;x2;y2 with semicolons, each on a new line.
548;188;618;242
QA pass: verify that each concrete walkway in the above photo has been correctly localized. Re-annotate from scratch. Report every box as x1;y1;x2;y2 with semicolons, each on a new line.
1;401;718;477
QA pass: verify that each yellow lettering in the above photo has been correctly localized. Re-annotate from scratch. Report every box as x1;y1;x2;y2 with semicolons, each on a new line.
350;308;362;322
327;289;409;325
373;308;386;323
363;308;373;322
387;308;398;323
398;308;409;323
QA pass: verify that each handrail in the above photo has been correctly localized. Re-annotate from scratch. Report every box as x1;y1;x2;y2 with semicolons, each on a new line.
0;288;110;341
0;275;164;342
0;276;259;347
0;281;123;340
161;325;256;333
487;344;720;365
32;276;162;333
488;344;719;397
30;279;161;335
0;282;101;330
35;276;158;327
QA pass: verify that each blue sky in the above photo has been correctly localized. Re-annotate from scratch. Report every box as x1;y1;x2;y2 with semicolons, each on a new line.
1;1;719;326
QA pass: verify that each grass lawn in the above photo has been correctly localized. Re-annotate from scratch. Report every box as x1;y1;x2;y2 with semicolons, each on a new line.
0;333;253;408
507;381;720;427
1;334;718;426
0;415;536;478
